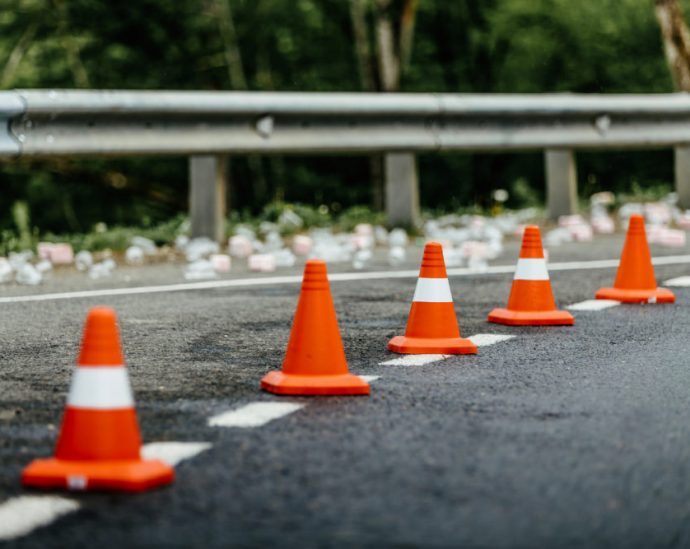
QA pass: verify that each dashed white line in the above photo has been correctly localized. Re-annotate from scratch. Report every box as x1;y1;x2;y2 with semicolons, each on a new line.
208;402;304;428
141;441;212;467
467;333;516;347
2;255;690;304
567;299;621;311
664;276;690;287
0;496;80;541
358;375;380;383
0;441;212;542
379;354;448;366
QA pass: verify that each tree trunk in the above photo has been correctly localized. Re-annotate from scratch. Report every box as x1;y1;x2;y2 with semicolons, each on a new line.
349;0;376;91
399;0;418;72
655;0;690;91
375;0;400;91
215;0;248;90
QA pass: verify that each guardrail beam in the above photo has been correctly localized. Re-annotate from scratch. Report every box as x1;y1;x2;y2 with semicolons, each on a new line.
189;155;227;243
545;149;578;220
385;153;420;228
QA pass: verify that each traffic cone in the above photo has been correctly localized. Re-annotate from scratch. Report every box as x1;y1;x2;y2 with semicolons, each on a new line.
595;214;675;303
22;307;174;492
261;260;370;395
388;242;477;354
488;225;574;326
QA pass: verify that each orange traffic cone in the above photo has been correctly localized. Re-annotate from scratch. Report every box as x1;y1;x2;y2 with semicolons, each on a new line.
261;260;370;395
388;242;477;354
488;225;574;326
596;214;675;303
22;307;174;492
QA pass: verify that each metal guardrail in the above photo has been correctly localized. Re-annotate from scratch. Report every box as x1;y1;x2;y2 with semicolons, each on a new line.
3;90;690;156
2;89;690;238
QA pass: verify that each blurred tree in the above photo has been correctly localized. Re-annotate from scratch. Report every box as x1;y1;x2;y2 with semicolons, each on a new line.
0;0;684;233
655;0;690;91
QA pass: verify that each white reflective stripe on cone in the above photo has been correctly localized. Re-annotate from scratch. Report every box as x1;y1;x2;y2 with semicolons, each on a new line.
412;277;453;302
67;367;134;409
513;258;549;281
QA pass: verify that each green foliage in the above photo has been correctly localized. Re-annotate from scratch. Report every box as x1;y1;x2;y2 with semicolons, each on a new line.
335;206;386;232
37;215;188;253
11;201;32;250
0;0;683;234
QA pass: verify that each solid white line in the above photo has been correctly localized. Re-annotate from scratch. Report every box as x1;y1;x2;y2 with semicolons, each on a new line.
379;354;448;366
358;375;380;383
141;442;212;467
0;496;80;541
412;277;453;302
567;299;621;311
67;367;133;409
208;402;304;428
1;254;690;304
467;333;516;347
664;276;690;287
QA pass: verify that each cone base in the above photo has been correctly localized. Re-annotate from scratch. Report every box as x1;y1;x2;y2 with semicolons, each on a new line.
487;308;575;326
261;370;370;395
595;287;675;303
22;457;174;492
387;335;478;355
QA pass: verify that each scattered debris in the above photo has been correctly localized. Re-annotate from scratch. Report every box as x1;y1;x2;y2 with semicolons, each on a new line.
184;259;218;280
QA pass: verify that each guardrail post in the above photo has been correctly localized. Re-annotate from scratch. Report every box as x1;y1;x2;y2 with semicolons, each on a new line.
385;153;420;227
674;146;690;209
189;155;228;242
545;149;578;220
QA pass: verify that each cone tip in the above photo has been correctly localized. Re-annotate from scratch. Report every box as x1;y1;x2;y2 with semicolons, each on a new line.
86;306;117;321
424;241;443;251
304;259;328;275
78;305;124;367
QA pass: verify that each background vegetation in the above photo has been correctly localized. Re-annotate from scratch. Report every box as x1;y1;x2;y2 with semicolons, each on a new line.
0;0;684;236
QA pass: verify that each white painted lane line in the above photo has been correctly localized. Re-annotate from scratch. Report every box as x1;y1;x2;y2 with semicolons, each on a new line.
141;442;212;467
379;354;448;366
2;255;690;304
468;334;516;347
567;299;621;311
358;375;380;383
664;276;690;287
0;496;80;542
208;402;304;428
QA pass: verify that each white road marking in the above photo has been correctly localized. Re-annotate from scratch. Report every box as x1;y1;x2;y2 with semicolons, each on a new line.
664;276;690;287
379;354;448;366
0;496;80;541
0;442;210;542
358;375;380;383
2;255;690;304
208;402;304;428
467;333;516;346
141;441;212;467
567;299;621;311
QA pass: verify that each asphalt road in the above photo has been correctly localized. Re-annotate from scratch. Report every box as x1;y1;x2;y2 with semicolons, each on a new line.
2;234;690;548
